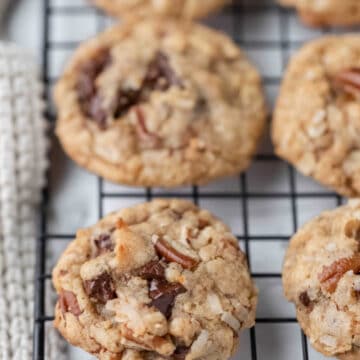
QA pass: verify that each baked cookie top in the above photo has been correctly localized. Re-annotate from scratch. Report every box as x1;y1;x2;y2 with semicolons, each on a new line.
283;199;360;359
55;20;266;188
279;0;360;26
91;0;229;20
272;35;360;197
52;199;258;360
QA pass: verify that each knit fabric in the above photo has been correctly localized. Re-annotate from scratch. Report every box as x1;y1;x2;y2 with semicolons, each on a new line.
0;43;63;360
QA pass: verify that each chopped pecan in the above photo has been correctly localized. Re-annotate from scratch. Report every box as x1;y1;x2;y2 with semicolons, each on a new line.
137;260;165;280
94;234;114;256
134;107;162;149
198;218;210;230
334;68;360;98
59;290;82;316
83;273;117;304
344;219;360;241
318;254;360;293
149;279;186;318
154;236;199;270
122;325;175;356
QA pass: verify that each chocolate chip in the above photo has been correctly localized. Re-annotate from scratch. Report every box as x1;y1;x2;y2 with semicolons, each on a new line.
143;51;182;93
149;279;186;318
77;48;111;127
94;234;114;255
59;290;82;316
113;88;141;118
299;291;311;307
83;273;117;304
173;346;190;360
137;260;165;280
88;95;108;129
78;49;182;130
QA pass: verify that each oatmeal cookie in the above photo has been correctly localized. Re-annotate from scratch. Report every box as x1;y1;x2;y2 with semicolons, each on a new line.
55;20;266;188
283;199;360;359
272;35;360;197
91;0;229;20
279;0;360;27
52;199;257;360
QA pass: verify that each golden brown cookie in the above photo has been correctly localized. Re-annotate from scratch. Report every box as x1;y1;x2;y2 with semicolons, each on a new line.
55;20;266;187
91;0;229;20
272;35;360;197
283;199;360;359
279;0;360;27
53;199;258;360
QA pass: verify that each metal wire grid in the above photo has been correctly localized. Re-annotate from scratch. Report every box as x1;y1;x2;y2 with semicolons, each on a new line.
32;0;349;359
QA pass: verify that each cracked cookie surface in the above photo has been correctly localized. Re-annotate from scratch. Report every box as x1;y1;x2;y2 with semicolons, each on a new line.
52;199;258;360
283;199;360;359
279;0;360;27
272;35;360;197
55;20;266;188
91;0;230;19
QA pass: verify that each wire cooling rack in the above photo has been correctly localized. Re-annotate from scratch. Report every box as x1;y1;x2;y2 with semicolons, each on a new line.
33;0;358;359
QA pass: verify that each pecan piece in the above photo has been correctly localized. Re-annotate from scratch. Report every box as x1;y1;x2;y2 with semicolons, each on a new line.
149;279;186;318
334;68;360;98
137;260;165;280
83;273;117;304
154;236;199;270
318;254;360;293
122;325;175;356
134;107;162;149
344;219;360;241
59;290;82;316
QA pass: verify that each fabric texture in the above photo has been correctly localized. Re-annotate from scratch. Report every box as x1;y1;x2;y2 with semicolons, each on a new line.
0;43;63;360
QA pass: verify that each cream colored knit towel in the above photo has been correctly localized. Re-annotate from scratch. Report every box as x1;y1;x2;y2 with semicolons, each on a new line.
0;43;64;360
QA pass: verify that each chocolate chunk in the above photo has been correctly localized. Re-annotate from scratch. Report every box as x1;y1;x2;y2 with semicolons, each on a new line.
83;273;117;304
137;260;165;280
94;234;114;255
77;48;111;127
299;291;311;307
59;290;82;316
78;49;182;129
173;346;190;360
143;51;182;93
113;88;141;118
88;95;108;129
149;279;186;318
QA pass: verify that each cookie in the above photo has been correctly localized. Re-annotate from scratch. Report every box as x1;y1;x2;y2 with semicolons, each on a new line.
91;0;229;20
55;20;266;188
272;35;360;197
279;0;360;27
283;199;360;359
52;199;257;360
